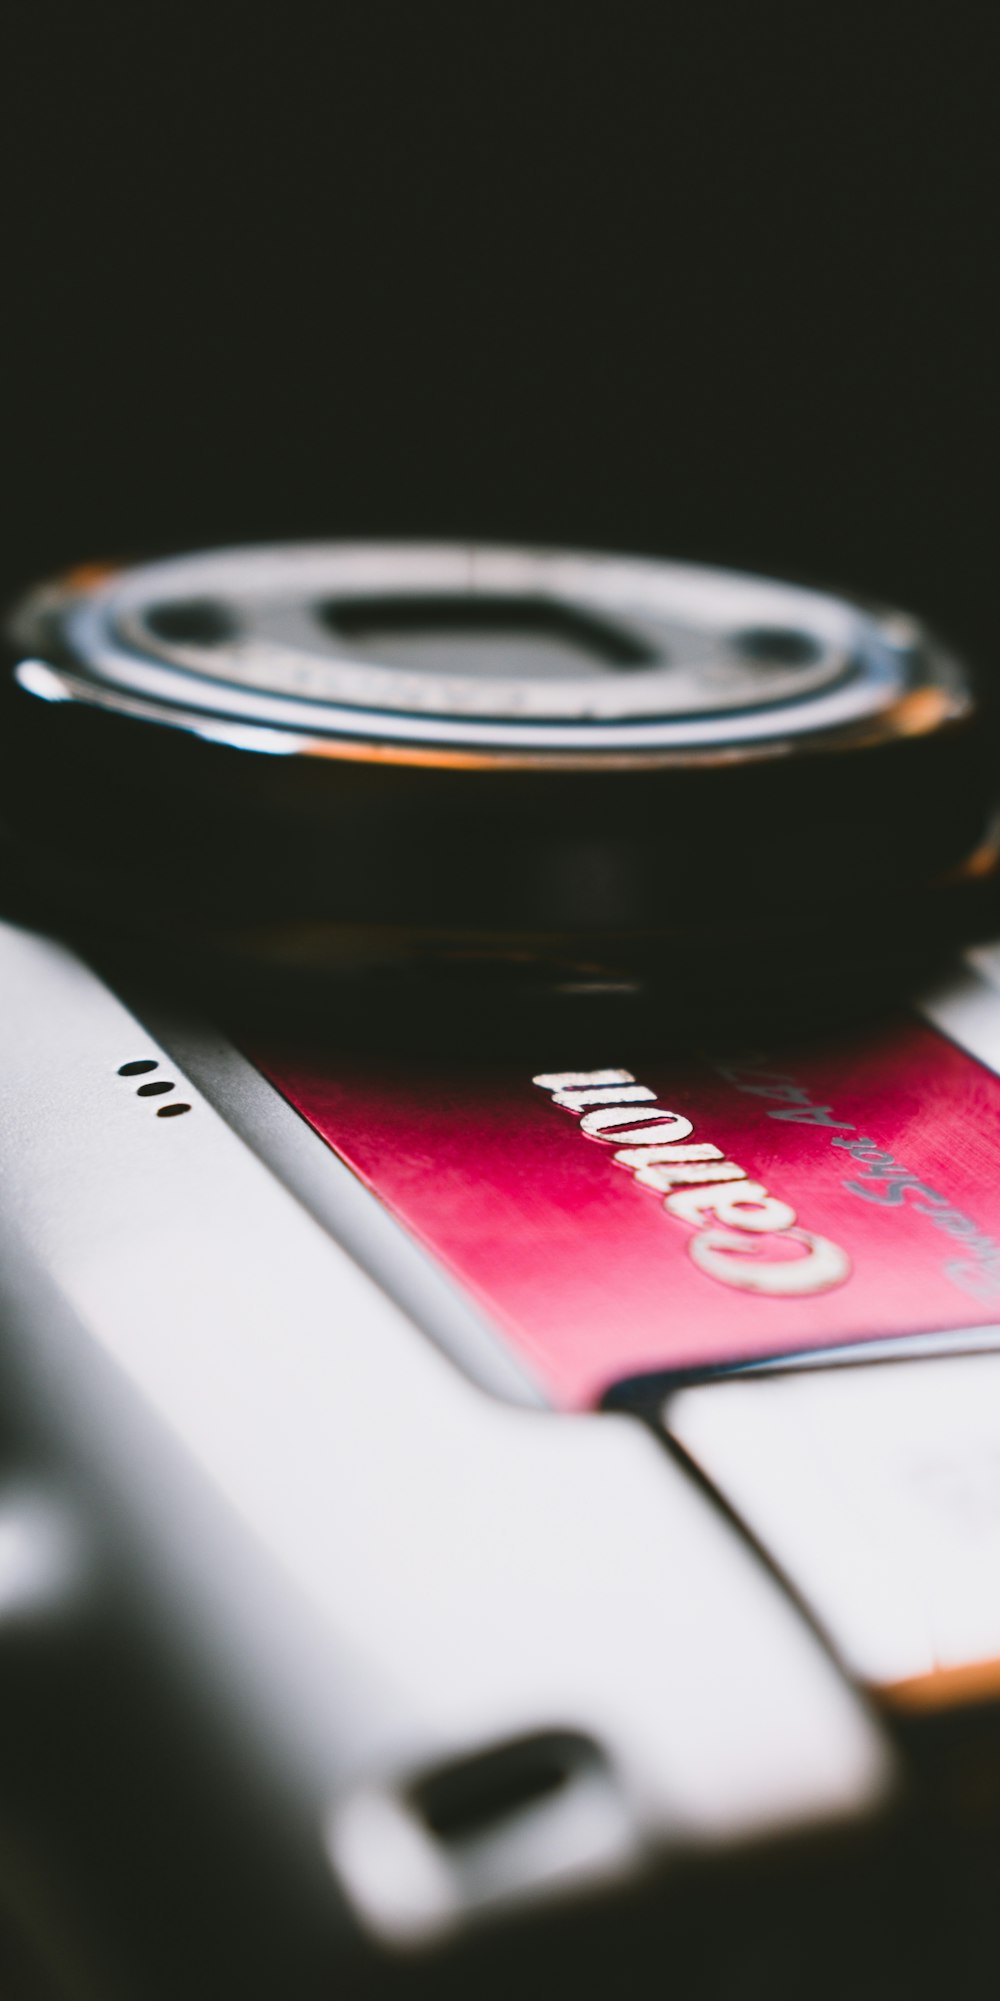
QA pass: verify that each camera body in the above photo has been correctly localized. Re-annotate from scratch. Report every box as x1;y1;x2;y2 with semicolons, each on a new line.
3;544;1000;1998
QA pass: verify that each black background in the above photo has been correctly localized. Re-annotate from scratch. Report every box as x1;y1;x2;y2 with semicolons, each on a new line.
3;2;998;659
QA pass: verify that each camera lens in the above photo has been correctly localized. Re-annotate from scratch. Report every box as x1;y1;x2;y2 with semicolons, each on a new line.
2;542;994;1031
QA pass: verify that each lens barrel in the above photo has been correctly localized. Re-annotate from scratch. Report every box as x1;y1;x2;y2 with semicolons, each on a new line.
2;543;995;1026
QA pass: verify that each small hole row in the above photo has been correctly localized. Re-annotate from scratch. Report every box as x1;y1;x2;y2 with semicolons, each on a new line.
117;1059;191;1117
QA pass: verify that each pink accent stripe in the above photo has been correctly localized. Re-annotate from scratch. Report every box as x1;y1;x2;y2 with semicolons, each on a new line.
253;1012;1000;1408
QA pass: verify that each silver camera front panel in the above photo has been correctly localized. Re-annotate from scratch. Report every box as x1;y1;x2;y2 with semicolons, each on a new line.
0;917;891;1976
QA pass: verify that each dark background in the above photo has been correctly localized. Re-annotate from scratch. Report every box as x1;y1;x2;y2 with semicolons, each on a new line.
3;2;998;659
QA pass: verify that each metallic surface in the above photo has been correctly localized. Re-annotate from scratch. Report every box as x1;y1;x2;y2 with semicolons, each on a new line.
666;1351;1000;1709
0;918;892;1981
11;542;969;762
132;998;548;1409
657;959;1000;1716
3;545;989;986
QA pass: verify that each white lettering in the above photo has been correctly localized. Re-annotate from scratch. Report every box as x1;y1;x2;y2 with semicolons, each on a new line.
532;1069;635;1090
665;1180;797;1233
688;1226;850;1295
637;1160;747;1194
552;1085;655;1110
580;1107;695;1144
614;1141;719;1170
532;1065;849;1299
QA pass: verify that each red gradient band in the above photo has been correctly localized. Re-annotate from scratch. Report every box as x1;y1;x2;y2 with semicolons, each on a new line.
254;1011;1000;1409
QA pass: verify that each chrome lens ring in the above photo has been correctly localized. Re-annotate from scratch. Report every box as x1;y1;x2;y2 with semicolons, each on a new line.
12;542;970;762
2;544;993;996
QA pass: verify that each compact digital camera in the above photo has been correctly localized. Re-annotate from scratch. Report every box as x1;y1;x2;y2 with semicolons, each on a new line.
3;542;1000;2000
